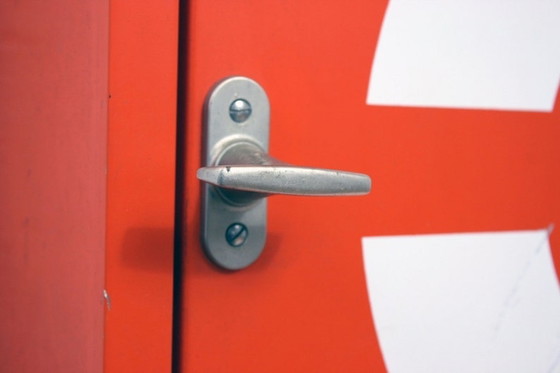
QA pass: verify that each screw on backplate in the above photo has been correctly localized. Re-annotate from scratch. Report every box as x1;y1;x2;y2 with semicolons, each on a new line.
225;223;248;247
229;99;252;123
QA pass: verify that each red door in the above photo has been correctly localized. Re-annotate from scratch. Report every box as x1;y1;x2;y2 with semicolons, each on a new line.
177;1;560;372
2;1;558;372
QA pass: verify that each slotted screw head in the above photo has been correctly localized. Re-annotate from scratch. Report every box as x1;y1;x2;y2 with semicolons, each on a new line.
225;223;248;247
229;99;252;123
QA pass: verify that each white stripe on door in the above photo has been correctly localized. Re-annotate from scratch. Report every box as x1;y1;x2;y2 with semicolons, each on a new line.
367;1;560;112
362;229;560;372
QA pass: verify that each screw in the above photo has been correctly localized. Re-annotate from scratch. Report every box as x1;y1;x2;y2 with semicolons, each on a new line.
229;99;252;123
225;223;248;247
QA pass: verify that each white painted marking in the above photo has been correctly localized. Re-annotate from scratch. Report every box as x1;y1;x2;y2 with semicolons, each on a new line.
367;1;560;112
362;229;560;372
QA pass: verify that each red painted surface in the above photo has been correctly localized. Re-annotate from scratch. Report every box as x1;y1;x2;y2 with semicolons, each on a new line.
178;1;560;372
0;2;108;372
104;1;178;372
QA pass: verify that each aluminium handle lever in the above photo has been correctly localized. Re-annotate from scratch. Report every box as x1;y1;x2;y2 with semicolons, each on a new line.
198;165;371;196
199;76;372;271
197;143;371;197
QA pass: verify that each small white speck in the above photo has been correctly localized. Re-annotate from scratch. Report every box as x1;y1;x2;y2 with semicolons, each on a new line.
103;289;111;310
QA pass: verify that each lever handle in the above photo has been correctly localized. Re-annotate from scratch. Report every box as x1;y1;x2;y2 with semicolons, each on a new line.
197;143;371;197
200;76;373;270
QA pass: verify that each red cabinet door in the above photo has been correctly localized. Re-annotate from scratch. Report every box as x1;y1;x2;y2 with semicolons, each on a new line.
177;1;560;372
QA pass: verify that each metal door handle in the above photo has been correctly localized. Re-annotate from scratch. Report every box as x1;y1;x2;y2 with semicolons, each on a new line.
197;142;371;198
199;76;372;270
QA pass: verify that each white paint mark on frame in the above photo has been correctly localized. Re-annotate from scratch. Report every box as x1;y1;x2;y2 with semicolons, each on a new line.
362;229;560;373
367;0;560;112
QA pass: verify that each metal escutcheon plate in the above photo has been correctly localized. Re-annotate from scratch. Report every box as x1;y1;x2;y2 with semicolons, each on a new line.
200;76;270;270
